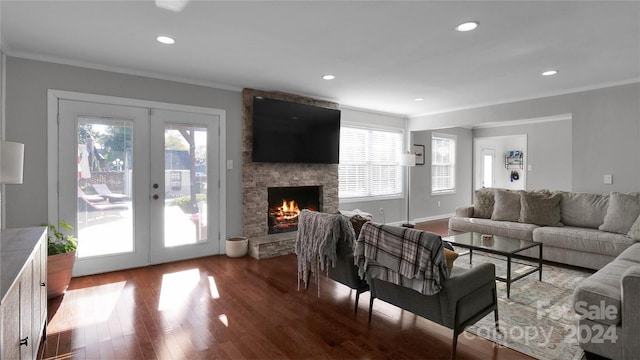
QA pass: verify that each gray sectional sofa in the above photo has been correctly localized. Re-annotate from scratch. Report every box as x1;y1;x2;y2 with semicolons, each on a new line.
448;188;640;359
448;189;639;270
573;244;640;360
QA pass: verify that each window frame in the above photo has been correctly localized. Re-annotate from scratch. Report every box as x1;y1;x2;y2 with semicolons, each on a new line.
339;122;406;203
431;132;457;196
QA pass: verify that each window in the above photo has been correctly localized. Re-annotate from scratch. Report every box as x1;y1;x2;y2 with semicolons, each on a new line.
339;126;403;200
432;133;456;194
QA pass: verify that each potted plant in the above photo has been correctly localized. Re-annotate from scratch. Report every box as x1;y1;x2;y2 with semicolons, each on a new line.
43;221;78;299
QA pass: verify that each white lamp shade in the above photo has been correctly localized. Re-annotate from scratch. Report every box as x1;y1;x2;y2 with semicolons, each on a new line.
1;141;25;184
399;153;416;167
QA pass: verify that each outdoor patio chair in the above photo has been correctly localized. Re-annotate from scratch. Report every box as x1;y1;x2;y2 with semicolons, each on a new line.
91;183;128;202
78;186;105;203
78;195;129;212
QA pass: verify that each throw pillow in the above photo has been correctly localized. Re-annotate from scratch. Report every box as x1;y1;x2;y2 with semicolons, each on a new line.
444;248;459;277
519;191;563;226
473;188;495;219
627;214;640;240
599;192;640;234
491;189;522;222
559;191;610;228
348;215;371;238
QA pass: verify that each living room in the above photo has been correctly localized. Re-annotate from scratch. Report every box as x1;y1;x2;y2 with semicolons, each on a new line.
0;1;638;360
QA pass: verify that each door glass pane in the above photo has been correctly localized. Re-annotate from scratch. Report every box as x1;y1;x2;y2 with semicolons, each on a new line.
483;154;493;188
164;125;208;247
77;118;133;258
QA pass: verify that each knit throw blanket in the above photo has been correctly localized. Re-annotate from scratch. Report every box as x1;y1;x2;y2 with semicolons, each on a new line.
295;210;356;295
354;222;447;295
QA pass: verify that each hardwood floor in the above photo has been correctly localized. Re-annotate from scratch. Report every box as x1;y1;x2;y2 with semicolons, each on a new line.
40;219;533;360
414;218;451;235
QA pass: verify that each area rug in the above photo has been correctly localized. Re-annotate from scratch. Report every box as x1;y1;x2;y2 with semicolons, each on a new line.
453;250;591;360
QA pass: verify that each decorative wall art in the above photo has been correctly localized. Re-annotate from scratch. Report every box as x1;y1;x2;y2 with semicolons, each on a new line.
413;144;425;165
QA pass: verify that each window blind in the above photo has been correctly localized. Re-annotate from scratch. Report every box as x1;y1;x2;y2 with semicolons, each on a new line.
339;126;403;199
432;134;456;193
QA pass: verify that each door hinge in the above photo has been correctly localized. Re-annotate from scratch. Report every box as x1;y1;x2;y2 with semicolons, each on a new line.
218;179;221;188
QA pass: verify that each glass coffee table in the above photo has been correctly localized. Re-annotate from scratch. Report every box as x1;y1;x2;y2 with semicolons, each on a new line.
442;232;542;298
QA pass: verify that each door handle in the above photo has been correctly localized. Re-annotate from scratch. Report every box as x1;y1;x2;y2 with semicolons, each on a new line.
20;336;29;347
152;194;159;200
41;282;46;287
153;183;159;189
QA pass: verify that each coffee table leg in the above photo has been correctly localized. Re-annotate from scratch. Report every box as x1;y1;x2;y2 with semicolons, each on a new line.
507;256;511;298
539;244;543;281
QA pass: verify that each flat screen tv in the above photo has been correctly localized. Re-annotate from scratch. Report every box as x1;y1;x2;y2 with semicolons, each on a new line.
252;96;341;164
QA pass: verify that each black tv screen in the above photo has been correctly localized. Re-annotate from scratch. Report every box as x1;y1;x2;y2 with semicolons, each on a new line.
252;97;341;164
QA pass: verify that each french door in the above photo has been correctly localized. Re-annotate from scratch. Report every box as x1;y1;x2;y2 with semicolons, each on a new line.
58;99;221;276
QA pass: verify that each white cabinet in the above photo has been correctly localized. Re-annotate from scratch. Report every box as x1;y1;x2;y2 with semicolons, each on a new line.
1;227;48;360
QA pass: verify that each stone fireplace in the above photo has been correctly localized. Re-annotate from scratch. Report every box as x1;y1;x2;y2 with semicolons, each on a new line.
242;88;339;259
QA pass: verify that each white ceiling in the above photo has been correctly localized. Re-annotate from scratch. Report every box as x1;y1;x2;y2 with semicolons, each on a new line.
1;1;639;117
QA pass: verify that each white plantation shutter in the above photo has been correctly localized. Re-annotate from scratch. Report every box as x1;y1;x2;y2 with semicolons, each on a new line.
432;133;456;194
339;126;403;199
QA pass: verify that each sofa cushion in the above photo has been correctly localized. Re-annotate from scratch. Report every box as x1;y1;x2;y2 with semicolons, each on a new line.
627;214;640;240
474;188;495;219
448;216;537;241
599;192;640;234
616;242;640;264
559;191;609;229
519;191;562;226
491;189;521;222
533;226;636;257
573;258;638;326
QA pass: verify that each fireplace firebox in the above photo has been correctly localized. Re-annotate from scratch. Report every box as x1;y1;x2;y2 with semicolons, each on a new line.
267;186;321;234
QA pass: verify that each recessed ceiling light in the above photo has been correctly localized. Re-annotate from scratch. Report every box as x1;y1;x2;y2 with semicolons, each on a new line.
414;98;424;102
456;21;479;32
322;74;335;80
541;70;559;76
157;36;175;45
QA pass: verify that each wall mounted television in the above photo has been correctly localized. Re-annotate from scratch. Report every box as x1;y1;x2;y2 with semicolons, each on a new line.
252;96;341;164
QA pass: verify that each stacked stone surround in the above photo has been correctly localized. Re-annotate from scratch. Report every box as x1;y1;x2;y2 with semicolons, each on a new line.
242;88;339;258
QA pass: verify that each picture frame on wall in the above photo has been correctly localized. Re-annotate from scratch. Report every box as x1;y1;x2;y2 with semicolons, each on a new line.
413;144;425;165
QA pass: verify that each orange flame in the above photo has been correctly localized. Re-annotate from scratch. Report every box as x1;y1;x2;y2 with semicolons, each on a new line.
278;199;300;220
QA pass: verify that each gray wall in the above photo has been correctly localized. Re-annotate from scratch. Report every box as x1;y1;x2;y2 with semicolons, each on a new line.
410;83;640;194
473;119;572;191
411;127;473;220
4;57;244;235
0;53;4;229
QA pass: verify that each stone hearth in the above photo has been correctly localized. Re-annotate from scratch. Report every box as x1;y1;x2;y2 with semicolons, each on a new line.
242;88;339;259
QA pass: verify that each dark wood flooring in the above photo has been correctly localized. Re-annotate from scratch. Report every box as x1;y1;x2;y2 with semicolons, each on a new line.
39;219;533;360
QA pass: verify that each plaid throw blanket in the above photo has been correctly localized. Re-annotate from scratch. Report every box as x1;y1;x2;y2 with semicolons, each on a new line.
296;209;356;295
354;222;447;295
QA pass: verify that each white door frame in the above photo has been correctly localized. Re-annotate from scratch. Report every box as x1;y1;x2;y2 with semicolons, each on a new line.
47;89;227;267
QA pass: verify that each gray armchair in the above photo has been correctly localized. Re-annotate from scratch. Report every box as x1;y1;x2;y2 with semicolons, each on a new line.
368;261;498;360
356;229;499;359
326;232;369;314
297;211;369;313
